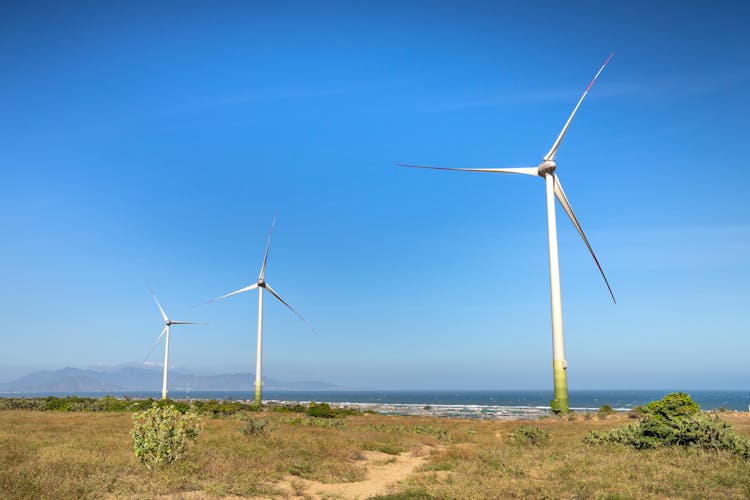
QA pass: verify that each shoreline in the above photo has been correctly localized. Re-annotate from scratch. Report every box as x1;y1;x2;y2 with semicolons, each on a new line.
7;393;749;420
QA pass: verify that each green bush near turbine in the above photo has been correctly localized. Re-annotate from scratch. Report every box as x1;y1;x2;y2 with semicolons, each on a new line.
306;402;334;418
131;403;202;468
510;425;550;446
597;404;616;418
585;392;750;458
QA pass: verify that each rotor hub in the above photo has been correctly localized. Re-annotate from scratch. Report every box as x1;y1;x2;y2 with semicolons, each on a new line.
538;160;557;176
258;279;265;287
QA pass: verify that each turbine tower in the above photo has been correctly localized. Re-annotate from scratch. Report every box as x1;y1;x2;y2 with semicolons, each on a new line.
144;288;202;400
209;218;316;406
401;53;616;414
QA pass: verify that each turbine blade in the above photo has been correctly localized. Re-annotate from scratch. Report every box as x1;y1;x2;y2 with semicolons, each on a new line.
553;175;616;303
263;283;317;334
543;52;614;162
259;217;277;281
209;283;259;303
169;321;205;325
400;164;539;176
149;288;169;323
143;326;168;363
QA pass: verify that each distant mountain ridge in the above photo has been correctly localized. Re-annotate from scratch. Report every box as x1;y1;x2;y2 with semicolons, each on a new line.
0;366;342;393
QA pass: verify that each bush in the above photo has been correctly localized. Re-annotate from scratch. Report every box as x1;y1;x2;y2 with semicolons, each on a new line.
270;403;307;413
585;392;750;458
306;402;334;418
131;404;202;468
240;417;268;436
597;404;616;418
638;392;700;420
510;425;550;446
191;399;256;417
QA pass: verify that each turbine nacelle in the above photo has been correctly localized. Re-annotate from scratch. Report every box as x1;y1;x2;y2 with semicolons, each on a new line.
537;160;557;177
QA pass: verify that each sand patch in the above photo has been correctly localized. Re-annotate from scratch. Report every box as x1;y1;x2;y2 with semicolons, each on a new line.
273;446;435;499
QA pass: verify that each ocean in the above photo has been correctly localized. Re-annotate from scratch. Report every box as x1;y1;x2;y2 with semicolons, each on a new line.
2;389;748;419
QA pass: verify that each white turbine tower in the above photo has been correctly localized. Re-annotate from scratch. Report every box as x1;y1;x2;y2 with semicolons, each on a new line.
401;53;616;414
144;288;202;400
209;218;316;406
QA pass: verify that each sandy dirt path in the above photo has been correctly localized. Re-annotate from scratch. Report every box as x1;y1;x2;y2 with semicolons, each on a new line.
273;446;433;499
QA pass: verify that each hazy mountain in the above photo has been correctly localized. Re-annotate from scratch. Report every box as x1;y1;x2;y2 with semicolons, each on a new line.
0;365;342;393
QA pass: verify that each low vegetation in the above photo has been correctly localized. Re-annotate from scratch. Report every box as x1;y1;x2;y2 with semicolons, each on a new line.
597;403;616;418
0;396;367;417
586;392;750;458
239;416;268;436
1;394;749;498
131;404;202;468
510;425;550;446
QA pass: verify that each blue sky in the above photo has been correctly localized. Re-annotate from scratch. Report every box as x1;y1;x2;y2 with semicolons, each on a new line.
1;1;748;390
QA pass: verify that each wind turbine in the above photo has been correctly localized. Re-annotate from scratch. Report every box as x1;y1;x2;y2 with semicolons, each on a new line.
144;288;202;400
209;218;316;406
400;53;616;414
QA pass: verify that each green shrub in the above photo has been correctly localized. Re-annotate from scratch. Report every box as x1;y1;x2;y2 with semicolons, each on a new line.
240;417;268;436
585;392;750;458
597;404;616;418
332;406;365;417
191;399;255;417
306;402;334;418
638;392;700;420
510;425;550;446
131;403;202;468
269;403;307;413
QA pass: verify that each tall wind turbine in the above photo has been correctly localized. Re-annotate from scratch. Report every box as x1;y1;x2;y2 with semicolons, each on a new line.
144;288;202;400
401;53;616;414
209;218;316;406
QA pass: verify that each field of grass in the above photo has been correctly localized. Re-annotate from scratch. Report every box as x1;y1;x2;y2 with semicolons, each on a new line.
1;407;749;498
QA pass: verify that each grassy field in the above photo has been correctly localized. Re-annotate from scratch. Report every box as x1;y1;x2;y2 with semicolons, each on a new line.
1;408;749;499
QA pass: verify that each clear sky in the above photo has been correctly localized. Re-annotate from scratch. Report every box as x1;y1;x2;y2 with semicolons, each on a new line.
1;1;748;389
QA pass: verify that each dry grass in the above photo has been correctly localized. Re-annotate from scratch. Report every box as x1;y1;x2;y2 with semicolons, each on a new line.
1;410;749;498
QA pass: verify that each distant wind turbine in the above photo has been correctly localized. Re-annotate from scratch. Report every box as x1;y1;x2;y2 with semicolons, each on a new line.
400;53;617;414
208;218;316;406
144;288;202;400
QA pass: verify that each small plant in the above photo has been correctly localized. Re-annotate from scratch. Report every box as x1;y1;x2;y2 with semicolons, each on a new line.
240;417;268;436
510;425;550;446
131;403;202;468
306;402;334;418
597;404;616;418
